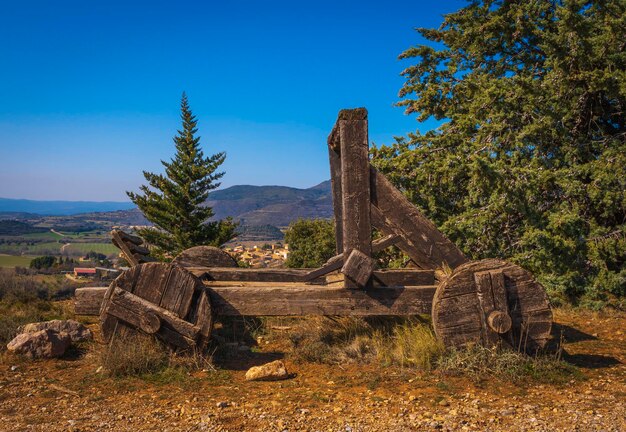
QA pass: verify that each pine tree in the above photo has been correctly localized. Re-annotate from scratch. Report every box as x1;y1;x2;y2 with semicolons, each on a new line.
127;93;237;258
372;0;625;305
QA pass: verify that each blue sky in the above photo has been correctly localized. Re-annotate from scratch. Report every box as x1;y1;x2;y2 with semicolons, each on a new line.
0;0;465;201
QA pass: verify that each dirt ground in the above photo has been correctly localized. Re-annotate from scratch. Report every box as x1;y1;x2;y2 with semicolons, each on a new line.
1;308;624;432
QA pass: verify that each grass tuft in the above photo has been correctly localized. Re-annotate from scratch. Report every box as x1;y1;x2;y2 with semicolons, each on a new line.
287;316;442;369
436;343;581;384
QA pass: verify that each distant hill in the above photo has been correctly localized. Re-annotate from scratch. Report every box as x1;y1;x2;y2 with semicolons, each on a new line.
207;180;332;227
0;180;333;234
0;198;135;215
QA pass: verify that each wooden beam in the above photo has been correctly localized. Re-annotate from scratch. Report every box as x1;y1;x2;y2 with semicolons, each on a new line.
74;286;108;315
339;108;371;288
302;234;400;282
371;205;423;268
209;285;436;316
75;283;438;317
185;267;315;282
111;230;139;266
341;249;375;288
371;269;435;286
328;145;344;254
370;166;468;269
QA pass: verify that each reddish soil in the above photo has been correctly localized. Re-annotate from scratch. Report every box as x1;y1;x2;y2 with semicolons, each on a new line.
1;308;624;431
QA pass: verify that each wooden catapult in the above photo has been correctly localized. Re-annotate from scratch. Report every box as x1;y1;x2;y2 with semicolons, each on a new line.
75;108;552;353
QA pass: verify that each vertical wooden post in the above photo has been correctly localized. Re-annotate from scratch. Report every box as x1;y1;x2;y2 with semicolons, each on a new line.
338;108;371;288
328;145;343;254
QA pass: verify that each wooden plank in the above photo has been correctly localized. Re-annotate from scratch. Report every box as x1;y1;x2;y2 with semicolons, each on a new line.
303;234;399;282
187;267;313;282
124;242;150;256
73;284;438;317
328;145;343;254
159;266;197;318
370;205;422;268
341;249;375;288
371;269;435;286
173;246;238;268
132;263;170;305
74;286;108;315
112;229;143;245
370;166;468;269
475;271;502;345
108;287;199;340
195;290;213;350
209;285;436;316
111;230;139;267
339;109;371;288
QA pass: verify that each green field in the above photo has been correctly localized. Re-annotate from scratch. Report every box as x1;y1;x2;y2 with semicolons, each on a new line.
0;254;35;268
64;242;118;256
0;242;62;256
19;231;62;240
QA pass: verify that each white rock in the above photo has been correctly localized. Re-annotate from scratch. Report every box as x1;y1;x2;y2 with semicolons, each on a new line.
245;360;289;381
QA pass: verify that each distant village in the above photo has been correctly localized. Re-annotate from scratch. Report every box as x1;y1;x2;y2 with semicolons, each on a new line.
225;243;289;268
67;243;289;281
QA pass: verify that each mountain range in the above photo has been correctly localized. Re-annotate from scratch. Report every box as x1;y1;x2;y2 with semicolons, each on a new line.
0;181;333;228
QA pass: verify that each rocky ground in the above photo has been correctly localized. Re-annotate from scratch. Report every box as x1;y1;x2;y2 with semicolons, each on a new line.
0;308;624;431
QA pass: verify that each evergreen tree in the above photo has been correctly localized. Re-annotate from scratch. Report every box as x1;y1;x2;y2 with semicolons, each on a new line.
372;0;625;305
128;93;237;258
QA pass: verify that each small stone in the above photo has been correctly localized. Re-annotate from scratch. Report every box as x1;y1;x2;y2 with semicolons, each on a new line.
10;365;18;371
216;401;229;408
245;360;289;382
438;399;449;407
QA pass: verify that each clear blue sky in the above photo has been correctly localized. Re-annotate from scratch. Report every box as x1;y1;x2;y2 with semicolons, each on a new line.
0;0;465;201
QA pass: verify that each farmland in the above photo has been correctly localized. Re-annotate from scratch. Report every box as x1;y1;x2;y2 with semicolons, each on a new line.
0;254;34;268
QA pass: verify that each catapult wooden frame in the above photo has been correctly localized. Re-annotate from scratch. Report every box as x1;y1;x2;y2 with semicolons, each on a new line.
75;108;552;353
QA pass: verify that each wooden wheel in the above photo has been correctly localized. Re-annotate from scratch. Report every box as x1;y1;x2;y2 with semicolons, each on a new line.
432;259;552;353
172;246;238;268
100;262;214;351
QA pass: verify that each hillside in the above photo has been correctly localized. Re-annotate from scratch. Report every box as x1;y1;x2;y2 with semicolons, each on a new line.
207;180;332;226
0;181;333;242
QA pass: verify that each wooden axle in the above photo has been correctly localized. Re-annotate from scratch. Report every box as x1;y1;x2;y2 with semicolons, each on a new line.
77;284;436;317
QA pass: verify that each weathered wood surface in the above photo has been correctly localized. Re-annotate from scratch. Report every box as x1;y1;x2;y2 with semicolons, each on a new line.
370;167;468;270
371;269;435;286
182;266;436;287
112;229;143;245
341;249;375;288
173;246;238;268
432;259;552;352
339;108;371;288
79;281;438;317
186;267;315;282
111;230;139;266
328;144;344;254
209;285;436;316
111;230;155;266
370;205;421;268
100;263;211;351
74;286;108;315
303;234;399;282
475;270;513;346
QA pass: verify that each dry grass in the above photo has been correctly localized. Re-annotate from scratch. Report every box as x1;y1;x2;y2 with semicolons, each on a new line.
436;342;581;384
286;316;443;369
99;329;219;384
100;333;170;377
